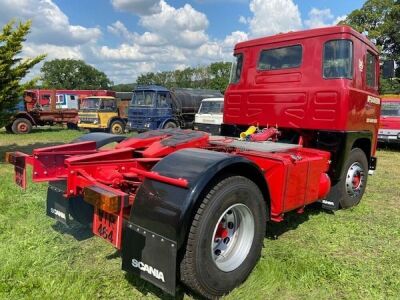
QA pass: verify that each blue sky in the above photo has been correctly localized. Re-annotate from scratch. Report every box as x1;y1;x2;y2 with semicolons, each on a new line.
0;0;366;83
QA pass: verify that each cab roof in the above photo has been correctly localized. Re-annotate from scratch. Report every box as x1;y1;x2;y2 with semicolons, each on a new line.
135;85;169;92
235;25;378;54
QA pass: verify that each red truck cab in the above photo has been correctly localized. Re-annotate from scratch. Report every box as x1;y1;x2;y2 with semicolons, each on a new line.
378;96;400;144
224;26;380;208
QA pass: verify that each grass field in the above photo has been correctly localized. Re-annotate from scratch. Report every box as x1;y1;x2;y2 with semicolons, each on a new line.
0;127;399;299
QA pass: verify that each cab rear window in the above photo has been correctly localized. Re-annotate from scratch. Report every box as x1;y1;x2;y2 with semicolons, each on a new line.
323;40;353;79
258;45;302;71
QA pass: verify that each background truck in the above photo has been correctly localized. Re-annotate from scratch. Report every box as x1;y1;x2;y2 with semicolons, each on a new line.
126;85;222;132
78;92;132;134
5;89;115;134
378;95;400;144
7;26;384;299
193;97;224;135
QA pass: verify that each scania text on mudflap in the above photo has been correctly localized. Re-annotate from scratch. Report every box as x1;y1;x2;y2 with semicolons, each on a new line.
7;26;382;299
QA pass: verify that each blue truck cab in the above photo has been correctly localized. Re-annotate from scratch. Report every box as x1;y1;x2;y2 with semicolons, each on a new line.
126;85;175;131
126;85;222;132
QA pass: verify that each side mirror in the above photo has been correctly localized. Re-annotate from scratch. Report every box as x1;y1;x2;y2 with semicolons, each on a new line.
382;60;395;79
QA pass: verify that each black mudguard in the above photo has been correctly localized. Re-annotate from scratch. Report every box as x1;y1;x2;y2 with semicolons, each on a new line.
121;148;266;294
71;132;127;148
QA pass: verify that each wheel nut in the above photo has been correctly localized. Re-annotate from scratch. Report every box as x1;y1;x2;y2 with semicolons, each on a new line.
223;237;230;244
228;222;234;229
215;249;221;256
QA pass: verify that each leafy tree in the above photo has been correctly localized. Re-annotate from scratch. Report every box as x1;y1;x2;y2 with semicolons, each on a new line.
209;62;231;92
136;61;231;92
340;0;400;93
0;20;45;127
41;59;111;89
112;83;136;92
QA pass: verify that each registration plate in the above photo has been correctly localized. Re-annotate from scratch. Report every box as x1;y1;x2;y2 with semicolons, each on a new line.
93;209;123;248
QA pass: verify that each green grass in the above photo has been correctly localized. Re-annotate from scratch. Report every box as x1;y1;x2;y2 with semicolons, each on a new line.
0;128;399;299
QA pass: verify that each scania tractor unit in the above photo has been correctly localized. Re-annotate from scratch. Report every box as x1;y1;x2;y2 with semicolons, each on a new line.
126;85;222;132
7;26;381;299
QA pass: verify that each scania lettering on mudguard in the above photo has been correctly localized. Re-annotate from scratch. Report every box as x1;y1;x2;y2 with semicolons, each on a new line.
121;222;177;295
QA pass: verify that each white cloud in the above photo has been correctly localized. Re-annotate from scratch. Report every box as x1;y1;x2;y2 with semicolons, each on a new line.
304;8;334;29
0;0;101;46
97;44;146;62
239;16;249;25
248;0;302;37
23;42;83;60
111;0;162;15
333;15;347;25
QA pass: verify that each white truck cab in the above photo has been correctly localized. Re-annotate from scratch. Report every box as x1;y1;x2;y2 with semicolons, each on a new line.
194;97;224;135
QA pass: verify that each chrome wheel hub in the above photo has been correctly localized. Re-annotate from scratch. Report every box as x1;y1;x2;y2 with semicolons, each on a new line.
345;162;365;198
211;203;255;272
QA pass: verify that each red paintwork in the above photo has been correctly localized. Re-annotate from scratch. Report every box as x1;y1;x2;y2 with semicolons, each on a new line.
379;96;400;135
24;89;115;110
224;25;380;157
9;130;330;248
250;127;279;142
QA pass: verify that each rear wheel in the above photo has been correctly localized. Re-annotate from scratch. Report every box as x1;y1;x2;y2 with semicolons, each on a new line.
327;148;368;209
11;118;32;134
180;176;267;299
163;121;177;129
110;120;124;134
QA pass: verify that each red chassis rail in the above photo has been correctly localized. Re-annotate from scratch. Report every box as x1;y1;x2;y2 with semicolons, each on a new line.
6;129;331;249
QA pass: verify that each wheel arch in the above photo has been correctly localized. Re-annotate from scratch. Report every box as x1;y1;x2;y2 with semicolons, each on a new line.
13;113;36;125
159;118;177;129
107;116;124;129
208;161;271;217
352;137;371;162
128;148;270;249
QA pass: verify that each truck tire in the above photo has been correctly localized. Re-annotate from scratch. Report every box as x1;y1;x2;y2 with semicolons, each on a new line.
163;121;177;129
11;118;32;134
330;148;368;209
180;176;267;299
110;120;124;134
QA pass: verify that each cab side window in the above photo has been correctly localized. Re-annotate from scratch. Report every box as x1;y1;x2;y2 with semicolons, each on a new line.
230;54;243;84
323;40;353;79
366;51;377;88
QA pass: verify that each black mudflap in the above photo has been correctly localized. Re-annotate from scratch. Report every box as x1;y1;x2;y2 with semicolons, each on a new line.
121;221;177;295
46;181;94;227
46;182;72;225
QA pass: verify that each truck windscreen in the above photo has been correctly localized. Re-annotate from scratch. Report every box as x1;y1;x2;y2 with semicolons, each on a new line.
81;98;100;110
131;91;155;107
81;98;116;111
381;102;400;117
199;101;224;114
